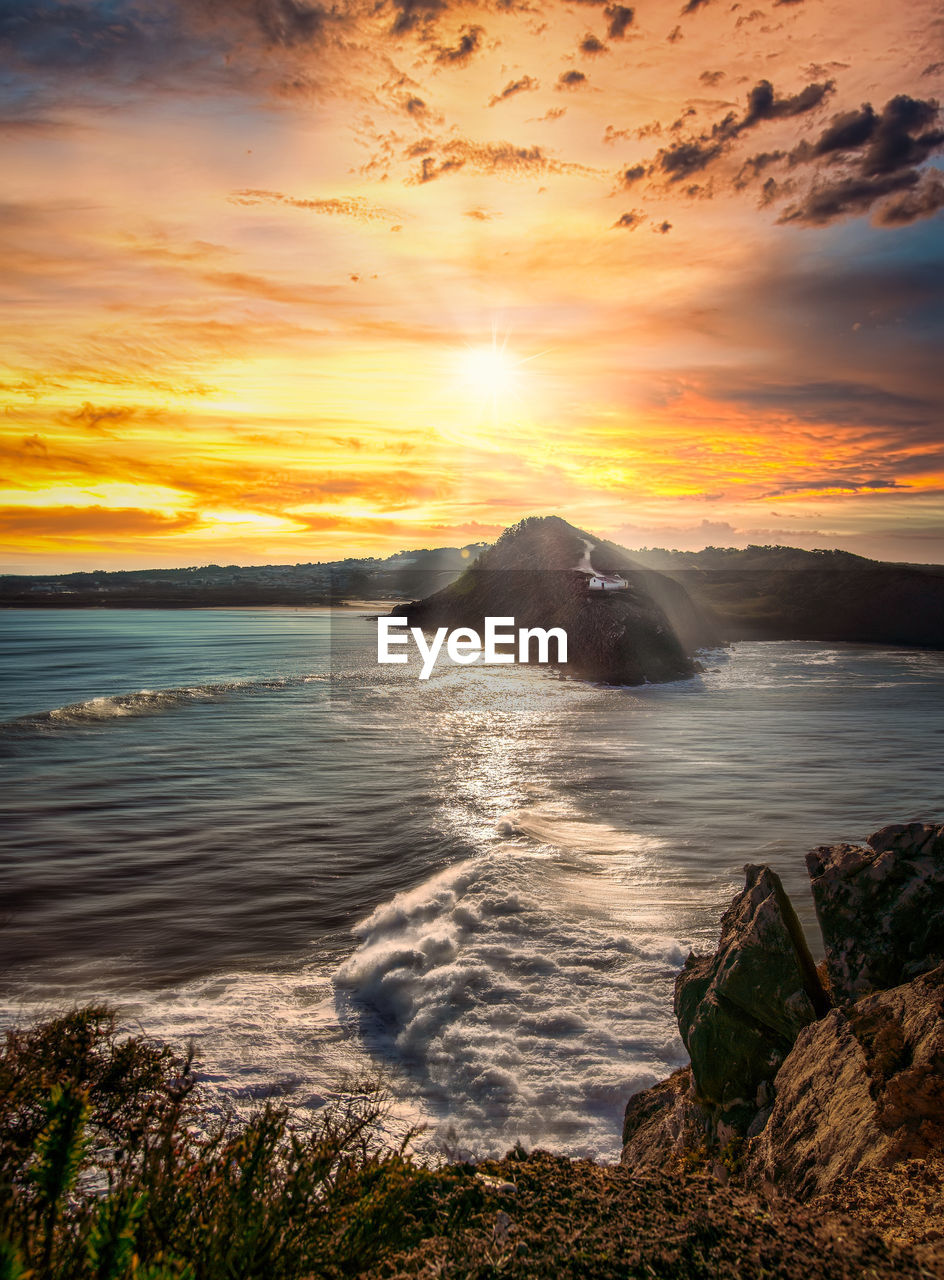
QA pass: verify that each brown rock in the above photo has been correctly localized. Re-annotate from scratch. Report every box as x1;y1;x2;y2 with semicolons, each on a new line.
674;864;829;1137
620;1067;708;1168
748;962;944;1199
807;821;944;1005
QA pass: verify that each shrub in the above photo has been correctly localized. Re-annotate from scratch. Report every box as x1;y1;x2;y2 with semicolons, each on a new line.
0;1008;483;1280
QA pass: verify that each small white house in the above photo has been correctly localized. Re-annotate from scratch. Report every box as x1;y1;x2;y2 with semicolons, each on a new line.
588;573;628;592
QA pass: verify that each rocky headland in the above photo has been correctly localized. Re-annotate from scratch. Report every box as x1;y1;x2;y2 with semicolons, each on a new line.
393;514;719;685
622;820;944;1270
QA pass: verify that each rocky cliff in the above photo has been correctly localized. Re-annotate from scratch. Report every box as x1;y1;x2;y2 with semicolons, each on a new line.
394;515;719;686
622;821;944;1259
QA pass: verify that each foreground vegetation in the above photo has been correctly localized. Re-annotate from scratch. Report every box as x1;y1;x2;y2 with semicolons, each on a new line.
0;1007;937;1279
0;1007;486;1279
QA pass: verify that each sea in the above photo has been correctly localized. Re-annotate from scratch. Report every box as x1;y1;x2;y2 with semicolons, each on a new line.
1;606;942;1161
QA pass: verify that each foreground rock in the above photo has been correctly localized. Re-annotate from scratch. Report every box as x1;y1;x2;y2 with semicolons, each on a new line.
748;962;944;1199
673;865;829;1140
622;819;944;1268
621;1066;707;1169
808;822;944;1004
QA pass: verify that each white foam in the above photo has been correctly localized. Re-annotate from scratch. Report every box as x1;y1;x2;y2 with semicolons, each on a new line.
6;676;302;730
335;842;688;1162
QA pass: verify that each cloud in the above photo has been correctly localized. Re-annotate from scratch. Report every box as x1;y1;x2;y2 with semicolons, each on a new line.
604;5;634;39
699;70;724;86
873;172;944;226
0;0;348;110
709;377;940;430
434;24;483;66
778;94;944;225
0;505;201;539
613;210;645;228
407;137;590;183
579;34;608;56
656;138;723;180
779;170;922;225
621;163;646;185
642;77;834;185
711;78;835;143
61;403;150;437
387;0;448;36
228;189;397;222
556;70;587;90
488;75;539;106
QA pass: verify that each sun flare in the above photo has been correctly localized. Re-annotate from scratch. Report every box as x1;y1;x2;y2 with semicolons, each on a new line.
457;342;518;401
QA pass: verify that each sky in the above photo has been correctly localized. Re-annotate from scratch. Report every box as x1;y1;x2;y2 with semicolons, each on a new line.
1;0;943;570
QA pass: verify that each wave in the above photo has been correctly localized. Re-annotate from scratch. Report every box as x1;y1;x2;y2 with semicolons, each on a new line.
4;674;325;732
334;829;688;1162
496;806;664;857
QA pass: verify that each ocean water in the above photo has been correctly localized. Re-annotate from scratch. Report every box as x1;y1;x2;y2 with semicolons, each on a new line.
1;607;942;1160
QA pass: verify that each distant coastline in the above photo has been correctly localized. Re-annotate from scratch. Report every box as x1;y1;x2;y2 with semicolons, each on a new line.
4;525;944;652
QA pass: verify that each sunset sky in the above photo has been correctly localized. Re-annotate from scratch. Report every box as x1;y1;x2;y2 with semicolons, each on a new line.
2;0;943;569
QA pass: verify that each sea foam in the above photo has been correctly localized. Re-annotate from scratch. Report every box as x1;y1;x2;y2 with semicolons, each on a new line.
335;814;689;1161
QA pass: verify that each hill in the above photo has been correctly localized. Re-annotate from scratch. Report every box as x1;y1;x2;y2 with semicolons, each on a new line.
394;515;719;685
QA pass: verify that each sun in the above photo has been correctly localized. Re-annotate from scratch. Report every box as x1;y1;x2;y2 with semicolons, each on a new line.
457;339;518;400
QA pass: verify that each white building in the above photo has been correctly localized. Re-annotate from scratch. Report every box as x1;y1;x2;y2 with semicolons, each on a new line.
588;573;628;591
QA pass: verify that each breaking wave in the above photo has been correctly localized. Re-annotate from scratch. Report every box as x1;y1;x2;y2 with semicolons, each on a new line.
3;675;325;732
335;811;689;1161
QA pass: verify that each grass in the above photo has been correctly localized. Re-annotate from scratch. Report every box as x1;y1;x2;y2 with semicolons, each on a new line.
0;1006;485;1280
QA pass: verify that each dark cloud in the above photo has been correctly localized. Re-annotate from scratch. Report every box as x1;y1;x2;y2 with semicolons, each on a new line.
741;78;834;128
644;78;832;188
862;95;944;174
488;75;539;106
779;95;944;225
794;104;877;160
710;78;835;143
656;138;723;180
613;210;645;228
779;170;920;224
579;33;608;55
557;70;587;90
240;0;331;46
666;24;682;41
404;94;428;115
699;70;724;86
715;376;940;430
0;0;342;107
434;24;483;66
604;5;634;39
622;162;646;184
654;219;672;232
681;0;709;12
873;172;944;226
387;0;447;36
735;149;787;188
763;477;909;496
